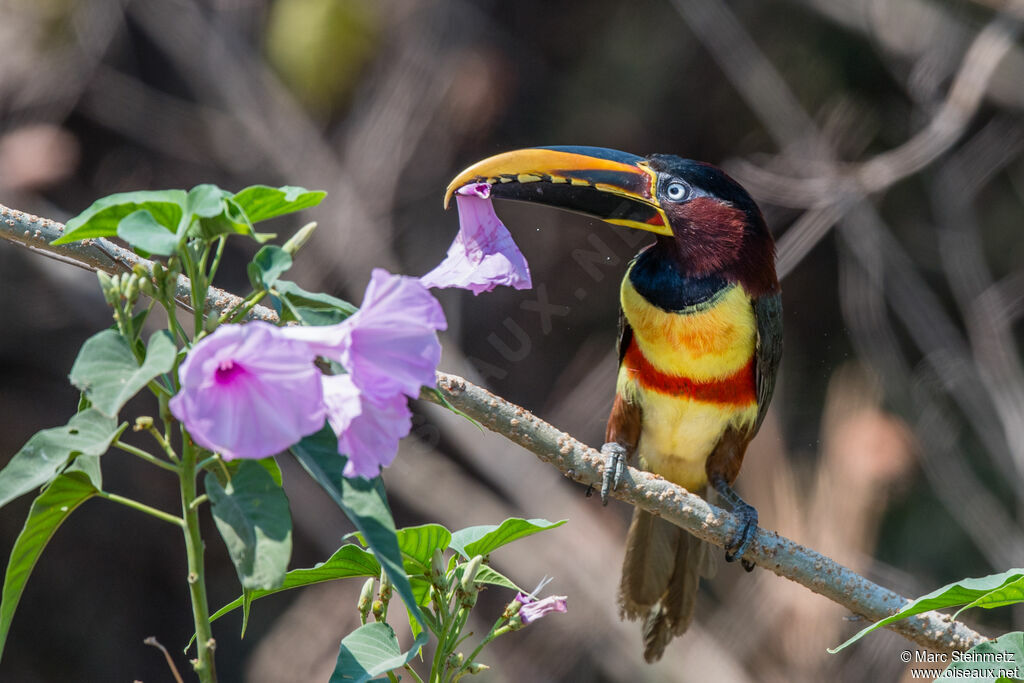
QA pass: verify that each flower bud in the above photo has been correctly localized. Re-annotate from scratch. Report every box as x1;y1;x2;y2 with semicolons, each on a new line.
467;663;490;675
137;274;155;297
124;273;140;304
357;578;375;621
134;416;154;432
460;555;483;596
282;221;317;256
98;271;120;306
430;548;446;587
379;571;393;603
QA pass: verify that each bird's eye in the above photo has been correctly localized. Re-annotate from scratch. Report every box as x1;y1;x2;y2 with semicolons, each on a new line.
665;181;690;201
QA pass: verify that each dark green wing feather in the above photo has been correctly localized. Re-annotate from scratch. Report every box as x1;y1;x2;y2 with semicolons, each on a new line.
617;307;633;366
752;293;782;434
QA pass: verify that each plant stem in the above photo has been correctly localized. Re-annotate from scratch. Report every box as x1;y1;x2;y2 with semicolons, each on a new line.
147;424;180;463
430;596;461;683
207;237;227;283
113;440;181;473
222;290;268;325
96;491;184;527
179;439;218;682
403;664;425;683
180;246;206;338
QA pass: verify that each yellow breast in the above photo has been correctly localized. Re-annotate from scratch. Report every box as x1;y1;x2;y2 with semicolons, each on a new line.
617;274;758;491
620;277;757;381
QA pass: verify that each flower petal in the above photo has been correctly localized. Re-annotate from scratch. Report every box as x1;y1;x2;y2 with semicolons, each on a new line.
341;269;446;401
421;188;532;295
322;374;412;479
170;322;326;460
516;594;569;624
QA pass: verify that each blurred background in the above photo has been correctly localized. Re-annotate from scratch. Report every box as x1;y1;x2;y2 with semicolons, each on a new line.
1;0;1023;681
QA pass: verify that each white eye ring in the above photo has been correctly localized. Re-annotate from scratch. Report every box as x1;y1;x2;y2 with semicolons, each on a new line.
665;181;689;201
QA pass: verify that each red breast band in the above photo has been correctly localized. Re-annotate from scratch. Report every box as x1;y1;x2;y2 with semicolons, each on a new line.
623;341;756;405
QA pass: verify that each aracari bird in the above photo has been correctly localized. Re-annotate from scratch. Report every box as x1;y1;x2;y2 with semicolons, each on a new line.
445;146;781;662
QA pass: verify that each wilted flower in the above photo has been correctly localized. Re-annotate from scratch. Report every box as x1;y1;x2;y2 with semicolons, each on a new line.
169;322;326;460
515;592;568;624
420;183;532;295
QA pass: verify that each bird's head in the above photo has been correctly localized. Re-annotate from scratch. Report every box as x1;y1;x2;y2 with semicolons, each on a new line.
445;146;778;295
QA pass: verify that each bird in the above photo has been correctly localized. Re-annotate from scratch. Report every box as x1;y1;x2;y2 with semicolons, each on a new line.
445;146;781;662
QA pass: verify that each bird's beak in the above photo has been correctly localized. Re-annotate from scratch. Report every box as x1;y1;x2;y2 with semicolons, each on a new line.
444;146;672;236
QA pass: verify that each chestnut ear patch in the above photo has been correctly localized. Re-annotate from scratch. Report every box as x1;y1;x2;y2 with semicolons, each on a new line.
666;197;747;274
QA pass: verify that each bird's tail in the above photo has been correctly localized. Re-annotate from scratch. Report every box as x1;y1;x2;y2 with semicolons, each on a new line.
619;508;715;662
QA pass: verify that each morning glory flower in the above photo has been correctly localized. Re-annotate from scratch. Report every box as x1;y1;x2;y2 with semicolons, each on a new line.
284;268;446;404
169;322;326;460
278;268;444;476
322;374;413;479
515;592;569;624
420;183;532;295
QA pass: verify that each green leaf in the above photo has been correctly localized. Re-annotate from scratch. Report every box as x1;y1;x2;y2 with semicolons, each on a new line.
398;524;451;574
329;622;425;683
69;330;176;418
248;245;293;291
449;518;567;559
830;569;1024;653
0;409;119;510
221;456;283;488
290;427;426;630
956;576;1024;617
52;190;187;244
65;454;103;489
186;184;226;219
0;472;100;661
232;185;326;223
205;461;293;591
475;565;522;593
353;524;452;575
936;632;1024;682
207;543;379;628
190;202;261;242
273;280;357;326
116;209;179;256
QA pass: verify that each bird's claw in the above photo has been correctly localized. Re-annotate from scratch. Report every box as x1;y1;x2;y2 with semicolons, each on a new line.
599;442;627;506
723;501;758;567
713;476;759;569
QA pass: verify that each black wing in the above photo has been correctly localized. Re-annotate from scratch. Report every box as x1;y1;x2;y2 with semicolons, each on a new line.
752;293;783;434
617;307;633;366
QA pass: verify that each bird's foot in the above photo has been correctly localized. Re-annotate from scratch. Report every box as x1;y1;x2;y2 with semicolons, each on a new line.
599;442;627;506
712;477;758;571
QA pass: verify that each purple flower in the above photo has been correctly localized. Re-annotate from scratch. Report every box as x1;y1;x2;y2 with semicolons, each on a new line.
281;269;444;476
169;322;326;460
421;183;532;295
321;374;412;479
515;592;568;624
171;269;445;477
287;268;446;403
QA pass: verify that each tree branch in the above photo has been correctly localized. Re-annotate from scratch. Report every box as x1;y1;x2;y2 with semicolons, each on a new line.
0;201;988;654
0;203;279;324
423;372;987;654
